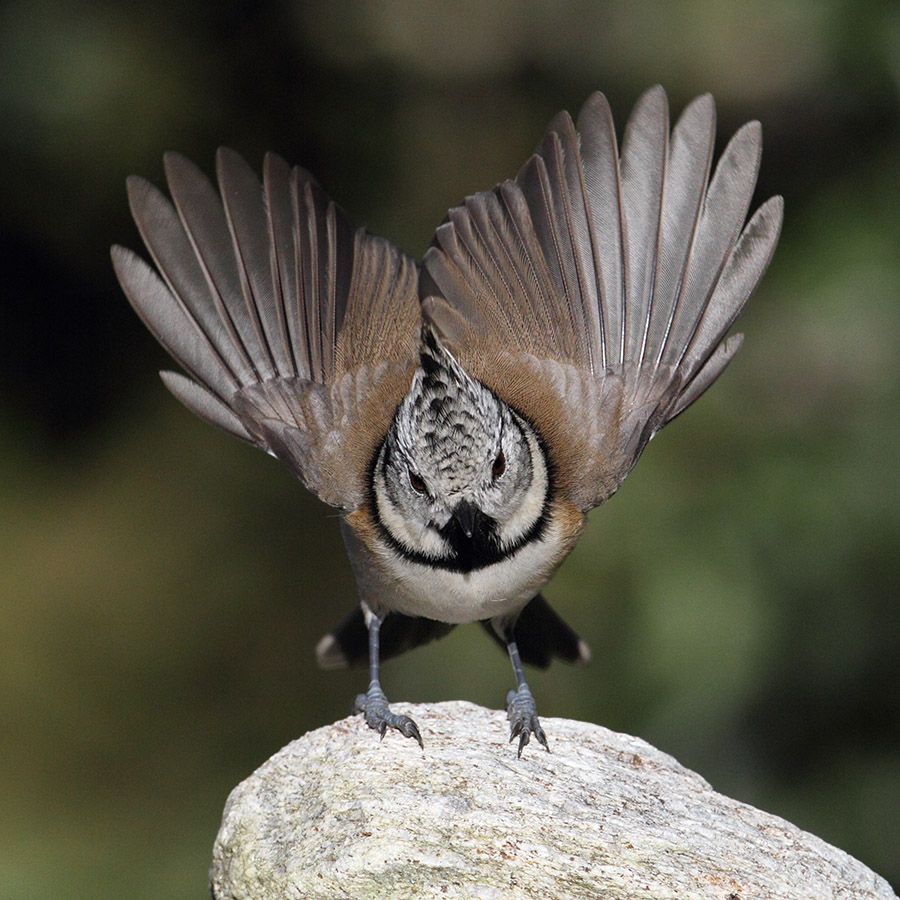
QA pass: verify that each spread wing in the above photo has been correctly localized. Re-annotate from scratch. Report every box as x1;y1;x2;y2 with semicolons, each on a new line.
112;149;420;511
421;86;783;511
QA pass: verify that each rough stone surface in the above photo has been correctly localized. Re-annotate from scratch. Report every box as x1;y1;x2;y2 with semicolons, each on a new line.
210;701;897;900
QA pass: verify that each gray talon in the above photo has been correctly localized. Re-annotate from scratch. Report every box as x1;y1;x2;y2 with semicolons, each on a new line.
506;683;549;758
355;683;424;748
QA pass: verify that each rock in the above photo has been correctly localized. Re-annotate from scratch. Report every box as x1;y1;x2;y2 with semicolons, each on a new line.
210;701;897;899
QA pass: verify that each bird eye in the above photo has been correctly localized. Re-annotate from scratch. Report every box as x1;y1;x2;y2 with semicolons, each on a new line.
492;451;506;479
408;469;427;494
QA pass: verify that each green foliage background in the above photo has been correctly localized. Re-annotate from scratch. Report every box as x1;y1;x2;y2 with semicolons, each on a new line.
1;1;898;896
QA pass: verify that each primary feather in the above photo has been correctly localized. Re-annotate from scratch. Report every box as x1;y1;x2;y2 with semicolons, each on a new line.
113;149;420;510
422;86;783;511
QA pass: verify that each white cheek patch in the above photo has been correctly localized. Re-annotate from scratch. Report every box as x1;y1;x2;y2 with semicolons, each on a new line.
497;419;548;550
373;465;450;558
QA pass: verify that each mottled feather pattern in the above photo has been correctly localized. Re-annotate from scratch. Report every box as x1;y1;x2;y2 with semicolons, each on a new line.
394;338;503;495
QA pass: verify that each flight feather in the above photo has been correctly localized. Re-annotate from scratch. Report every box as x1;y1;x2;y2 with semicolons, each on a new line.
422;86;783;511
113;149;420;510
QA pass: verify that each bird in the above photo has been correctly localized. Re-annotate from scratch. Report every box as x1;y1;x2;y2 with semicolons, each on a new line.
112;86;782;757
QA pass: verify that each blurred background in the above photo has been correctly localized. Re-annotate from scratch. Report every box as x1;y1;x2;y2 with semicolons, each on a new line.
1;0;898;896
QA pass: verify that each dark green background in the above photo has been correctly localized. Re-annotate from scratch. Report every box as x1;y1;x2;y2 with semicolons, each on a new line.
1;1;898;896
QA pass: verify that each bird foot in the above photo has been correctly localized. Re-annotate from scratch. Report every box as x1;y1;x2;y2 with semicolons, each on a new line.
354;683;423;748
506;684;549;758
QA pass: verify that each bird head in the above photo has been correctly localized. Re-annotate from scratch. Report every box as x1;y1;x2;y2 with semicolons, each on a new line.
372;328;549;571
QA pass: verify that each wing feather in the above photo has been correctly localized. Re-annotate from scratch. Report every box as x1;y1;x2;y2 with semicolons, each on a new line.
262;153;300;379
517;146;593;368
216;148;288;379
543;112;604;372
649;93;715;368
663;120;762;370
159;370;253;440
115;150;420;510
618;85;668;368
123;176;254;390
164;153;269;382
422;87;783;511
111;243;241;398
680;195;783;374
575;92;627;369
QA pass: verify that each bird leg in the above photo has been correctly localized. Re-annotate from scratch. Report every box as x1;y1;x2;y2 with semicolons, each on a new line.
353;613;423;748
505;636;549;757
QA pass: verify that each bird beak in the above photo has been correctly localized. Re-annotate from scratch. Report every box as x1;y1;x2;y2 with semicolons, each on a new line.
452;499;478;539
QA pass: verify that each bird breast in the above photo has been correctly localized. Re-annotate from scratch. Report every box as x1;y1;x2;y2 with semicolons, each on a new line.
341;500;585;623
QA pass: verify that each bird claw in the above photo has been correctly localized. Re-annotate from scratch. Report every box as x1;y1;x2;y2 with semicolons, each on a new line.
506;685;549;758
354;686;423;748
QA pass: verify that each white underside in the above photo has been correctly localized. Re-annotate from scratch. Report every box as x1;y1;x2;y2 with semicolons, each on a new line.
372;519;566;623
